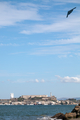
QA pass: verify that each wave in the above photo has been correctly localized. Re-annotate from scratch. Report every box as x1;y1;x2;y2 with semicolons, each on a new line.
37;116;62;120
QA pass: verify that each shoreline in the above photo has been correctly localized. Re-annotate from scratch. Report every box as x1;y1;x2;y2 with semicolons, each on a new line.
51;103;80;120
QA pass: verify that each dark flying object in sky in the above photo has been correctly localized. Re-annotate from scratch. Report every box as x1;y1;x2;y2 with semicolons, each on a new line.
66;7;76;18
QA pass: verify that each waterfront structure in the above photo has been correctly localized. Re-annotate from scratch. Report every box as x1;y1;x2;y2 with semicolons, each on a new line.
10;93;14;99
50;92;52;97
21;95;48;99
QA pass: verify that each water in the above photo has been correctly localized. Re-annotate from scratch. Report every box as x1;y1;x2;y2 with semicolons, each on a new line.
0;105;75;120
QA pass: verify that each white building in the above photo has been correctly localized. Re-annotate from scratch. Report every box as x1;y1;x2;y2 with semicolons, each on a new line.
21;95;48;99
10;93;14;99
50;92;52;97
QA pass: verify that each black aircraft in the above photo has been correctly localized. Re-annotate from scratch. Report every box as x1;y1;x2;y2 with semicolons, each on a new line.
66;7;76;18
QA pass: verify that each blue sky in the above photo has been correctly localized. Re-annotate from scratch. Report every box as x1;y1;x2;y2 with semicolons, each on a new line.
0;0;80;99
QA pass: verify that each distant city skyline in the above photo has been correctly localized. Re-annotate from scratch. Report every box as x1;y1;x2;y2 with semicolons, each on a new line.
0;0;80;99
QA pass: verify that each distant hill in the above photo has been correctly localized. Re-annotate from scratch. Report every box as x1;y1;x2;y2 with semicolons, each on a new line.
58;97;80;101
58;97;69;100
75;97;80;100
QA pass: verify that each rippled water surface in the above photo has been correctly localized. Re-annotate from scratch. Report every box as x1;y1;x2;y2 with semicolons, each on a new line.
0;105;75;120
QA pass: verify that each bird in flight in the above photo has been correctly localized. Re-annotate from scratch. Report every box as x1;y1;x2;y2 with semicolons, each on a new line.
66;7;76;18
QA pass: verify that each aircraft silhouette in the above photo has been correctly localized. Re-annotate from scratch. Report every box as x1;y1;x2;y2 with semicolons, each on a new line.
66;7;76;18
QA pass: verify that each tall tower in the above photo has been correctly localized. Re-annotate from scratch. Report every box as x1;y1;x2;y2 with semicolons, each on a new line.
10;93;14;99
50;92;52;97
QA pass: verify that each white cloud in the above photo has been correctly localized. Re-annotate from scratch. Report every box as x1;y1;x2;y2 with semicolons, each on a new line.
21;15;80;34
0;43;20;46
53;0;80;4
7;79;46;83
33;0;80;4
28;36;80;46
56;75;80;83
0;2;42;27
30;44;80;55
58;54;67;58
0;1;79;29
28;36;80;56
41;79;45;82
10;52;26;55
12;79;27;83
75;53;80;56
0;72;34;77
35;79;39;83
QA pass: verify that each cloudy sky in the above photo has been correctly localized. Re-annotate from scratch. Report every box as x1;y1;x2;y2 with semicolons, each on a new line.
0;0;80;99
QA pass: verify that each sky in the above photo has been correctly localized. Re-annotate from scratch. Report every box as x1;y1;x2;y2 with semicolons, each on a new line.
0;0;80;99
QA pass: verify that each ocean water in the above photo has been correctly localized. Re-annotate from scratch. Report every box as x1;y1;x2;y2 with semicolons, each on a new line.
0;105;75;120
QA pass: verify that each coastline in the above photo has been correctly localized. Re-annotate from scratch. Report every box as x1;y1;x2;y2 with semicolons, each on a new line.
51;103;80;120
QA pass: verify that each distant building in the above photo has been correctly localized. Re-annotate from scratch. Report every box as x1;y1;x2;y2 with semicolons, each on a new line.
50;92;52;97
21;95;48;99
10;93;14;99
